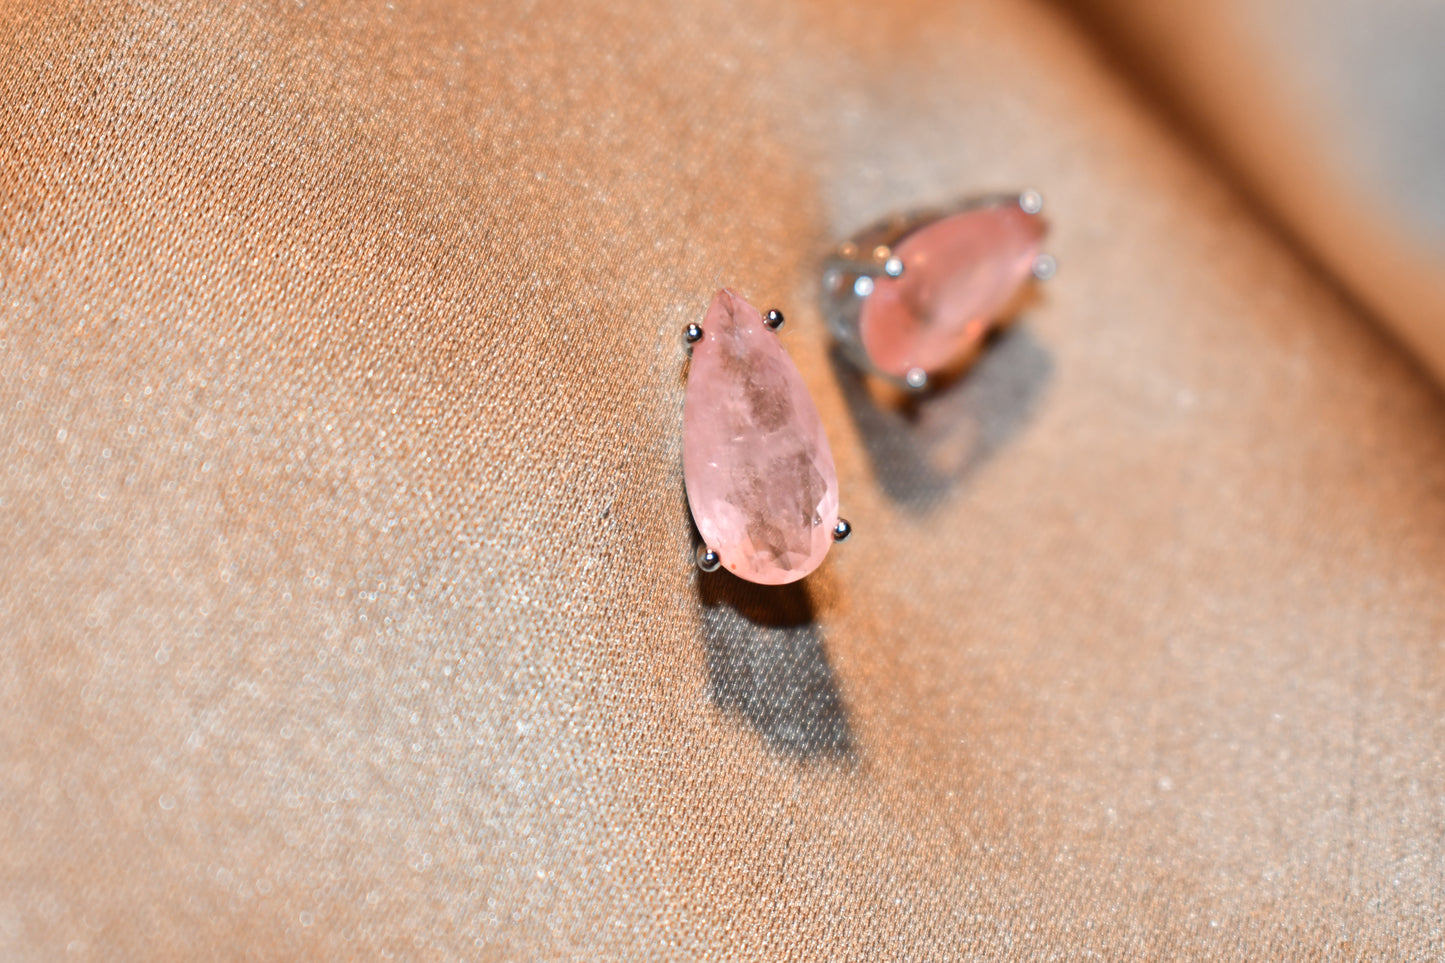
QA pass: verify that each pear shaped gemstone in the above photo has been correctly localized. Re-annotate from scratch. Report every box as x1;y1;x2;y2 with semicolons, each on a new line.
860;203;1045;378
683;289;839;585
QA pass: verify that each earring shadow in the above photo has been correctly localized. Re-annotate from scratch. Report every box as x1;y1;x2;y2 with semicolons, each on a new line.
830;325;1054;511
695;568;853;761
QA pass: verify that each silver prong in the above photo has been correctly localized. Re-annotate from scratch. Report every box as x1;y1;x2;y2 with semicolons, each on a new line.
696;545;721;573
905;367;928;391
684;322;704;344
1031;253;1057;281
764;309;785;331
853;275;875;298
827;253;900;281
831;518;852;542
1019;190;1044;215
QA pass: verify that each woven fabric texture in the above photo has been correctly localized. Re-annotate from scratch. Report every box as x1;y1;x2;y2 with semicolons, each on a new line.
3;0;1443;959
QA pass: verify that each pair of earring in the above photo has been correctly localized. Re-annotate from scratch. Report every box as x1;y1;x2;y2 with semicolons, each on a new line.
682;191;1053;585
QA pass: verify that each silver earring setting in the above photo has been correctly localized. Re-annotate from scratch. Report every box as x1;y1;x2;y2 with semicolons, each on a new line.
822;191;1054;391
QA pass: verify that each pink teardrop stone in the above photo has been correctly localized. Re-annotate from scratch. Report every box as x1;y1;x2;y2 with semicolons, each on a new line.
684;289;839;585
859;204;1046;378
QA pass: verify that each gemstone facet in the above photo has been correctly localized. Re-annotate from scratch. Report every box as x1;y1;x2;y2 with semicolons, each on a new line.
683;289;839;585
859;203;1046;378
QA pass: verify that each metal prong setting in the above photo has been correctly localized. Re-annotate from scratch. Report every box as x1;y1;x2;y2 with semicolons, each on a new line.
831;518;852;542
684;322;704;345
764;309;785;331
831;246;904;284
696;545;721;573
824;191;1049;389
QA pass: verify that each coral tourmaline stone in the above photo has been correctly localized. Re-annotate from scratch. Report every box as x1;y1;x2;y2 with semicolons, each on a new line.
684;289;839;585
860;204;1045;378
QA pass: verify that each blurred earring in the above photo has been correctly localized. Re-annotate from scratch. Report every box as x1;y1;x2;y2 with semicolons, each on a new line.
683;289;851;585
822;191;1054;391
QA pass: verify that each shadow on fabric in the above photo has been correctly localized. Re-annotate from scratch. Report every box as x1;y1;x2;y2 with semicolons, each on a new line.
696;572;853;761
830;325;1053;511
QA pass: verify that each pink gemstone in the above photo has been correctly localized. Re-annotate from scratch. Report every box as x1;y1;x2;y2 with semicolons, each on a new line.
859;203;1046;378
684;289;839;585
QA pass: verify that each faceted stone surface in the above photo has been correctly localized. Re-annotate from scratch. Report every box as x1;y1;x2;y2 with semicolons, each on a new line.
859;203;1046;378
684;289;839;585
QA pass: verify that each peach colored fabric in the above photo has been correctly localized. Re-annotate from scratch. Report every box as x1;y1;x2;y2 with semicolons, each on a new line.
1068;0;1445;385
3;0;1443;959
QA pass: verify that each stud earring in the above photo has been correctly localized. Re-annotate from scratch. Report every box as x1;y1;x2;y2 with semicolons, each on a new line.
683;289;851;585
822;190;1054;391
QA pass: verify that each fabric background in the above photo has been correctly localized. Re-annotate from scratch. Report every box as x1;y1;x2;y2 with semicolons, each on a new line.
1067;0;1445;384
3;0;1444;959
